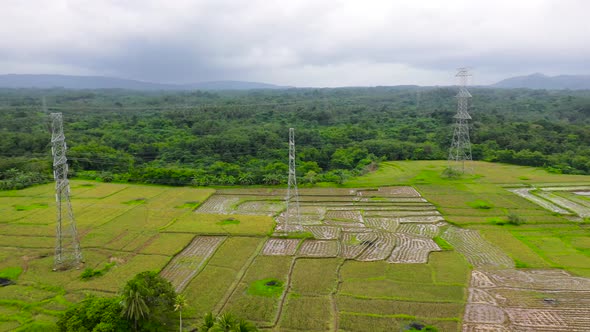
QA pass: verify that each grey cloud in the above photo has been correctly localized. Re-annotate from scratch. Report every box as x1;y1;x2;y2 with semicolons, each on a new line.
0;0;589;86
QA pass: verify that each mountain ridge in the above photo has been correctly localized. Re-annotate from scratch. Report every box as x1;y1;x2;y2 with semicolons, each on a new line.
492;73;590;90
0;74;291;91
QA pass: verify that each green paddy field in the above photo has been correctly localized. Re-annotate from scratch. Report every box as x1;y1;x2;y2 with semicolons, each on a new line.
1;160;589;331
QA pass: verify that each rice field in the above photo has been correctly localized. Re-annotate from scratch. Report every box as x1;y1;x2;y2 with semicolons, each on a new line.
2;161;590;331
160;236;226;292
464;268;590;331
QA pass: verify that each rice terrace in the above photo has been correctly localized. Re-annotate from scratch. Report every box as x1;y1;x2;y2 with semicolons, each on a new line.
1;160;590;331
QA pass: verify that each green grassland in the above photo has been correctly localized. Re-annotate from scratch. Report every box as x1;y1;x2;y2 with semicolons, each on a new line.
0;161;589;331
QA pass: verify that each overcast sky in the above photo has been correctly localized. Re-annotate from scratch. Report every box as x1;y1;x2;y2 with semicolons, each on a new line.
1;0;589;87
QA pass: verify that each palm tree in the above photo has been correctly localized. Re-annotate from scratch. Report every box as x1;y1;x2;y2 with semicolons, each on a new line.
232;319;258;332
210;312;235;332
174;294;187;331
200;312;258;332
121;281;150;331
200;312;215;332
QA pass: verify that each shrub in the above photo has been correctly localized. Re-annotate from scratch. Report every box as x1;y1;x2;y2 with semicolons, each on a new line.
507;212;526;225
441;167;462;179
80;263;115;280
467;199;493;209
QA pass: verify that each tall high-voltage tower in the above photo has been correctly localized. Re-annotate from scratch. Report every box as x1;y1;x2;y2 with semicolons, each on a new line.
50;113;82;270
448;68;473;172
284;128;303;231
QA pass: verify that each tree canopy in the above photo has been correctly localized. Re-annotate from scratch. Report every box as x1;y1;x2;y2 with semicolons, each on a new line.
1;87;590;188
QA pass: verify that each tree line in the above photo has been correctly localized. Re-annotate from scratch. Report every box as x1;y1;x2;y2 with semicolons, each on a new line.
0;87;589;188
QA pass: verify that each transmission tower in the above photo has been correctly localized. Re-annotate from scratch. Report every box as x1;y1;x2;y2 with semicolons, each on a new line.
284;128;303;232
448;68;473;173
50;113;82;270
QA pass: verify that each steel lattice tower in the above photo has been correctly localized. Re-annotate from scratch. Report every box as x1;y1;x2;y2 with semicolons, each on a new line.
448;68;473;173
50;113;82;270
284;128;303;232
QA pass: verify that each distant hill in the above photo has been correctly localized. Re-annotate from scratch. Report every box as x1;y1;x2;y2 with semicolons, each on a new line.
492;73;590;90
0;74;290;91
185;80;290;90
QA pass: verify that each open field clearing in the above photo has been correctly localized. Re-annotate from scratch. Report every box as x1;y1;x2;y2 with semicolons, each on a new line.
2;161;590;331
464;269;590;331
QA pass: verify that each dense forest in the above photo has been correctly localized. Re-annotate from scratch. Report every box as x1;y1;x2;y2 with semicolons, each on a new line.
1;86;590;189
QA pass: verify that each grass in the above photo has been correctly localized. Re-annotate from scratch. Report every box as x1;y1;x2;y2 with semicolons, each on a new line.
223;283;282;324
183;265;237;317
205;237;263;271
122;198;146;205
175;201;202;209
474;227;551;268
67;254;171;293
340;278;464;302
467;199;493;209
0;267;23;280
517;235;590;270
182;237;263;318
339;312;458;332
247;278;284;297
275;231;314;239
336;251;468;331
433;237;453;251
216;217;240;225
139;233;193;256
80;262;115;280
428;251;470;285
279;295;332;330
223;255;292;324
0;285;56;303
0;235;54;248
164;213;274;235
12;203;48;211
337;296;463;319
290;258;341;295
